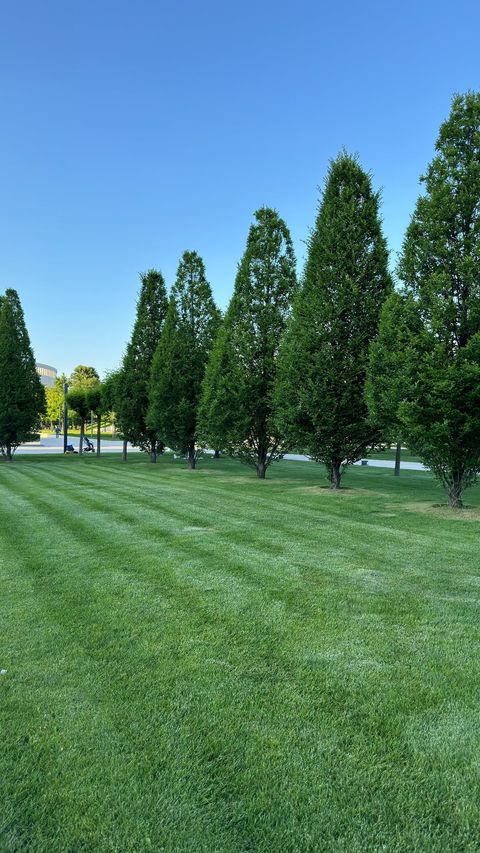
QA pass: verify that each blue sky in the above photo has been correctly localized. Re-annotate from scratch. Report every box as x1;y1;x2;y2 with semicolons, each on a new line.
1;0;479;377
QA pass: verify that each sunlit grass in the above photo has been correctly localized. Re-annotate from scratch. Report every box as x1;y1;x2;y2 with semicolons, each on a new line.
1;454;479;851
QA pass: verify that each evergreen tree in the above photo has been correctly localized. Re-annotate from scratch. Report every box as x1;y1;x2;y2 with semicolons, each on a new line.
0;289;45;460
276;153;392;488
198;207;297;478
148;252;220;469
393;92;480;507
118;270;168;462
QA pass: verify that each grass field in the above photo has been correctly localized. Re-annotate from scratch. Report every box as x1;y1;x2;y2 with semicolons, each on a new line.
1;454;479;852
367;448;421;463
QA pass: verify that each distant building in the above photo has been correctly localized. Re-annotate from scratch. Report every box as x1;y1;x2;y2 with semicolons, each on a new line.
36;363;57;388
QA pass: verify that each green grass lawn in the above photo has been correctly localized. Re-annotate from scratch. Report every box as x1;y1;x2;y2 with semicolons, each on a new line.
367;448;421;463
1;454;479;852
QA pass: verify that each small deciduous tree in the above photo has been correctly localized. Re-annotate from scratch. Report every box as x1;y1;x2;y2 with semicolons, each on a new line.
66;388;90;455
86;384;104;456
276;153;392;488
198;208;297;478
44;374;66;429
0;289;46;460
69;365;100;389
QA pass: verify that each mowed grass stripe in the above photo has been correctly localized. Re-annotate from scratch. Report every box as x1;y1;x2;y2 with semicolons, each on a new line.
0;473;261;850
31;458;480;609
4;459;449;624
1;458;480;851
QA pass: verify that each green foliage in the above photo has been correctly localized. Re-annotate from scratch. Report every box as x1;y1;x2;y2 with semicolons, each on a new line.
366;292;420;441
0;289;46;459
117;270;168;457
66;388;90;420
69;365;99;389
148;252;220;467
66;387;91;454
85;384;103;416
198;207;297;477
276;153;392;487
44;374;66;426
394;92;480;507
101;369;123;434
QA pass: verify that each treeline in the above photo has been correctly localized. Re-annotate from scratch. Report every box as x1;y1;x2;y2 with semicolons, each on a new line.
1;93;480;508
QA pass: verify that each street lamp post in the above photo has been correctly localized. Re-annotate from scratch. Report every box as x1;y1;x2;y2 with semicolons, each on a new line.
63;382;69;454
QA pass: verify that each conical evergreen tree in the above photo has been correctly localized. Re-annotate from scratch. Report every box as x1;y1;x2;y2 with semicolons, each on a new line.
117;270;168;462
0;289;46;460
394;92;480;507
276;153;392;488
148;251;220;468
198;207;297;478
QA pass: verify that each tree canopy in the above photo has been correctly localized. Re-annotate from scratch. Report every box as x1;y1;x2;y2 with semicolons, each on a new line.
69;365;99;389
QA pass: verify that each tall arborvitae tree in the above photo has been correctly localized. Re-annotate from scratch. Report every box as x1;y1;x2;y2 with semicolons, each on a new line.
276;153;392;488
148;251;220;469
118;270;168;462
393;92;480;508
198;207;297;478
0;289;46;460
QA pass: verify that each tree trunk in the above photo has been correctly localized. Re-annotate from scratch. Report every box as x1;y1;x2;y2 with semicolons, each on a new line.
330;460;342;489
448;471;463;508
394;441;401;476
5;442;12;462
79;417;85;455
256;461;266;479
188;444;196;469
213;449;220;459
122;439;127;462
150;441;157;463
96;414;101;456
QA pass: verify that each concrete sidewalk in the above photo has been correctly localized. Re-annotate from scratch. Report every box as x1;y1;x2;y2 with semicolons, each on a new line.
283;453;427;471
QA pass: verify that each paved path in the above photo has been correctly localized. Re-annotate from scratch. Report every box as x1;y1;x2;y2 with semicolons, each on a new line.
16;436;139;454
15;439;427;470
283;453;427;471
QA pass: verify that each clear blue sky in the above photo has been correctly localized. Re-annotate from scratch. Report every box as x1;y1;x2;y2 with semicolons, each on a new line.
1;0;479;378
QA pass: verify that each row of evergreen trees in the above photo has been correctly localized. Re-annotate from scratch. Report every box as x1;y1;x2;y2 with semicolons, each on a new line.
111;92;480;507
1;93;479;507
113;157;390;481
